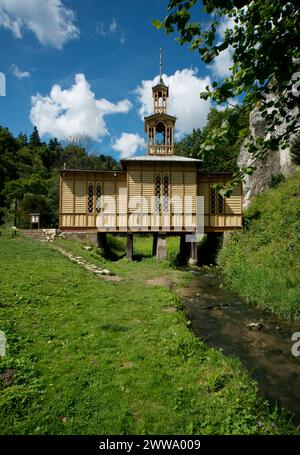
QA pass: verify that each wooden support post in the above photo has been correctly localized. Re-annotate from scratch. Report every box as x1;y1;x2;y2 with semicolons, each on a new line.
126;233;133;260
189;239;198;266
156;234;167;261
152;233;158;256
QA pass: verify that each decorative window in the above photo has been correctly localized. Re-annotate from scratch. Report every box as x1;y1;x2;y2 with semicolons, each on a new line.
155;174;161;213
163;173;169;213
210;187;216;214
217;193;224;214
88;182;94;213
154;173;169;213
96;182;102;213
210;187;224;214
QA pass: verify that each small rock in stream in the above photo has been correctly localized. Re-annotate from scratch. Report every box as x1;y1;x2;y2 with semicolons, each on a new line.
220;303;229;309
248;322;264;331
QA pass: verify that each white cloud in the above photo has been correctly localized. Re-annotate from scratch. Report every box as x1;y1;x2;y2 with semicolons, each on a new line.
210;45;233;78
96;17;125;44
109;17;117;33
96;17;118;37
120;30;126;45
0;0;79;49
30;73;132;141
217;16;236;39
136;68;212;137
96;21;108;37
11;63;30;79
112;133;145;159
208;15;236;79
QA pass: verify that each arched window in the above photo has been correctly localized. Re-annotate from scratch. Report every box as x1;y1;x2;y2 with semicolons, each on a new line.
155;121;165;146
155;173;169;213
163;173;169;213
155;174;161;213
210;187;224;214
96;182;102;213
158;91;163;107
217;193;224;214
88;182;94;213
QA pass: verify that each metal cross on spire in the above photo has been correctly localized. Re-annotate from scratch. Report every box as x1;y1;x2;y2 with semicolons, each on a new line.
159;48;163;81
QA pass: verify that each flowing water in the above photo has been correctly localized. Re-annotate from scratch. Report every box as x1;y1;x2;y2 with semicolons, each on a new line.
176;267;300;423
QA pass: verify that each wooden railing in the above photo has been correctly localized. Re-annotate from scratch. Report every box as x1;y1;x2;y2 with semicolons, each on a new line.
148;145;173;155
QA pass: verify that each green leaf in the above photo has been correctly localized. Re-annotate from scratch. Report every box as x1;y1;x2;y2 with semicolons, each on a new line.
152;19;163;29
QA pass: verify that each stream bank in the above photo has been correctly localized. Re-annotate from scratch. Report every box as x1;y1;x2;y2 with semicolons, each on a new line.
176;267;300;424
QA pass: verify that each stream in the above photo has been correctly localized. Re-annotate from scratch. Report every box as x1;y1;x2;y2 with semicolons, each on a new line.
176;267;300;424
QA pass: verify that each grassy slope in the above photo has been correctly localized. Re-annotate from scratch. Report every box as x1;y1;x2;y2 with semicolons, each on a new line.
219;170;300;320
0;231;295;434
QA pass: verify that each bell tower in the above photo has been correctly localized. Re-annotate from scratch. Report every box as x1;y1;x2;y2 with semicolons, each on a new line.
144;49;176;156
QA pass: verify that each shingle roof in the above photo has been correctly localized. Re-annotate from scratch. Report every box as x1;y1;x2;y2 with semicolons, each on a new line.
121;155;201;163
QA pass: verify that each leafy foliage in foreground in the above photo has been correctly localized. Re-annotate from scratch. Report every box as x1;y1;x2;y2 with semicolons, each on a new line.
218;170;300;320
154;0;300;187
0;232;295;434
175;107;249;172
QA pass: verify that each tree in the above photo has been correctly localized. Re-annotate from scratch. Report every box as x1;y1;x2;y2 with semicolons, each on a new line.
0;125;120;227
176;106;249;171
0;126;19;223
64;134;93;154
29;126;42;148
154;0;300;191
40;138;62;171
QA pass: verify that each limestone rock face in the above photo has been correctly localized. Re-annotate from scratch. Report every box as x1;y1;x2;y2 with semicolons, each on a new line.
238;107;296;209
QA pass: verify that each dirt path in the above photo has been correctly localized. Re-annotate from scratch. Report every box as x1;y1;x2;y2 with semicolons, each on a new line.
52;245;122;282
176;268;300;423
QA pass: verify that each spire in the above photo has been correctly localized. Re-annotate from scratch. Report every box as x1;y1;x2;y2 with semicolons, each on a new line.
159;48;163;82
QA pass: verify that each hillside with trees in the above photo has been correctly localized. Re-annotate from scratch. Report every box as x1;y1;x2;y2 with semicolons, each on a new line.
0;126;119;228
175;106;249;172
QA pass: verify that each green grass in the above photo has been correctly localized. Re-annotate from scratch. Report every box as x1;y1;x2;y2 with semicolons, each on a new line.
0;230;295;434
219;170;300;320
54;234;184;283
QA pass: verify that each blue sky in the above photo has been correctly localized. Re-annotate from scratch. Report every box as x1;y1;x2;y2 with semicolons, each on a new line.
0;0;232;160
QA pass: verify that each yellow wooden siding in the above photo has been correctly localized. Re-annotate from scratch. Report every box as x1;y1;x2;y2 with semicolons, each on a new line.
184;172;196;213
128;171;141;206
62;181;73;213
116;181;127;214
171;172;183;214
103;180;115;195
60;169;242;231
197;181;209;213
225;184;242;215
74;180;86;213
74;214;86;226
197;175;242;229
128;171;141;217
116;176;128;230
61;214;73;227
142;171;154;212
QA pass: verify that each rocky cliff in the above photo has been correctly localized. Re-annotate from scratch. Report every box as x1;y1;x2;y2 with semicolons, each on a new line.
238;108;296;209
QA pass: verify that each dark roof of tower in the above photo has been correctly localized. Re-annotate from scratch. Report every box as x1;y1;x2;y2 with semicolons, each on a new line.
144;112;176;122
153;76;168;89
